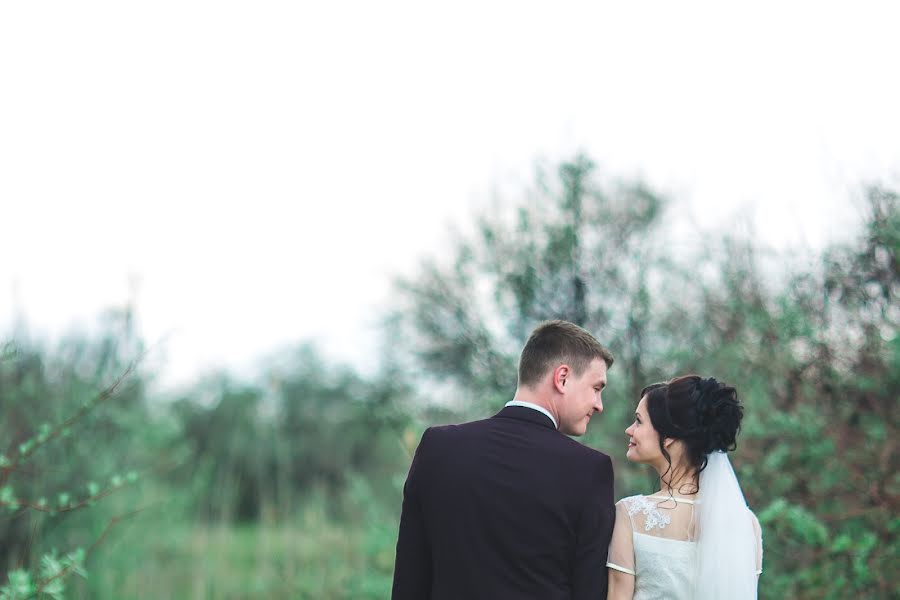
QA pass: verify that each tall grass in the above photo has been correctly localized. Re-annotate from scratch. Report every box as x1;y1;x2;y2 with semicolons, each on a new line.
71;477;400;599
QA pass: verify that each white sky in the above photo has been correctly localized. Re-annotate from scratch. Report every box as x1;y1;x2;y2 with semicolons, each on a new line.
2;1;898;388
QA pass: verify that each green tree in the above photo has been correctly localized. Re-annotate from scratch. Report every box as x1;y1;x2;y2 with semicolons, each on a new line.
171;343;413;523
391;153;668;418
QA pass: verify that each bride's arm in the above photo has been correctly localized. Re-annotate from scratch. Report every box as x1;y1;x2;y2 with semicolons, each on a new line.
607;568;635;600
605;501;635;599
751;510;763;577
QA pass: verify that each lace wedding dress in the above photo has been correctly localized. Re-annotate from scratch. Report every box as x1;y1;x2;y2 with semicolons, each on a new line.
606;494;762;600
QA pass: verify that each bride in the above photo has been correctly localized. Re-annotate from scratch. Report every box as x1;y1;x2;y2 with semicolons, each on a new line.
606;375;762;600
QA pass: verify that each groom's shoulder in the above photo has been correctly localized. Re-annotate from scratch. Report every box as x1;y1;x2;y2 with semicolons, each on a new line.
422;418;612;461
562;437;613;466
550;431;611;459
417;417;491;443
556;440;615;494
422;415;496;439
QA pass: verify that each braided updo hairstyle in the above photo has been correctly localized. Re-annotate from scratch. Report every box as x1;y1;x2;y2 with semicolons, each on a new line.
641;375;743;492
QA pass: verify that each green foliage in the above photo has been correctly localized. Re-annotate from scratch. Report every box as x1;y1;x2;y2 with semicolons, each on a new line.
0;570;33;600
170;343;413;522
4;322;413;598
1;314;148;598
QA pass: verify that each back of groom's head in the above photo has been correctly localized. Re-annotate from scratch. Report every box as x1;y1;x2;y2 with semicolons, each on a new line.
518;320;614;389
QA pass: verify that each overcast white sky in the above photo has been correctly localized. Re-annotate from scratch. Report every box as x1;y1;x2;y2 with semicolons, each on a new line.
1;1;898;388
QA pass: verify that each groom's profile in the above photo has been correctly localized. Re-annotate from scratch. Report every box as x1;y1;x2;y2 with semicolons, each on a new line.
391;320;616;600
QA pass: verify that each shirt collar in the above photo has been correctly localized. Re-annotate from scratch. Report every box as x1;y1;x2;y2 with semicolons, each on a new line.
504;400;558;429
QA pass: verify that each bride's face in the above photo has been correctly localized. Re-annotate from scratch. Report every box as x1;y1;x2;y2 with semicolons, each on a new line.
624;396;663;464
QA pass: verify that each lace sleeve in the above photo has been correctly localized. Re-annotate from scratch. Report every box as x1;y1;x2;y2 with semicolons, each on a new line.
606;499;635;576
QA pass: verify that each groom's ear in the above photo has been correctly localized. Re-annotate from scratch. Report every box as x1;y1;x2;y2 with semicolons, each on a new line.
552;364;570;393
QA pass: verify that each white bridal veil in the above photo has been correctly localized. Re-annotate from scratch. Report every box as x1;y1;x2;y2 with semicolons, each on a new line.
695;451;758;599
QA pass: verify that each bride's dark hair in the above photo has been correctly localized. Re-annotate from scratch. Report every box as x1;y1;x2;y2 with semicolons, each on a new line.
641;375;743;493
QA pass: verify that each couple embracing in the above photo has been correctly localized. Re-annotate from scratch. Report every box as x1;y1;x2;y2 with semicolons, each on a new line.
392;320;762;599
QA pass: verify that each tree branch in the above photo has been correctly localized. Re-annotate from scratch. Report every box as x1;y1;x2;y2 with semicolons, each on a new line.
29;506;147;599
0;358;141;487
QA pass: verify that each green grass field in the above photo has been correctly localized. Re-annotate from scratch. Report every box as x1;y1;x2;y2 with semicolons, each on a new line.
69;498;397;599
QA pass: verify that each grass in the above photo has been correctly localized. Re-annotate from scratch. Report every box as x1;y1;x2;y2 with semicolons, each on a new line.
68;495;398;599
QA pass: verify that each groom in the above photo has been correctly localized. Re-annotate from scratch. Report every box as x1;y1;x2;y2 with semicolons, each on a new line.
391;320;617;600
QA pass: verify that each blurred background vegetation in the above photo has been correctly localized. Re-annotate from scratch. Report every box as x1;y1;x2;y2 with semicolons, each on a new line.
1;155;897;599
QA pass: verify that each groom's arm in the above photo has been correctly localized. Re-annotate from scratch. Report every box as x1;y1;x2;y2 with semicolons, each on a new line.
572;454;616;600
391;428;433;600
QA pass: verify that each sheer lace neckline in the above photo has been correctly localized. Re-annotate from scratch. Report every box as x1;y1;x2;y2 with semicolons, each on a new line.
622;494;698;541
646;494;696;505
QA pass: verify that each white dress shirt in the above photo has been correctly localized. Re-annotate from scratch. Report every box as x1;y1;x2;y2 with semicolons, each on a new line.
504;400;558;429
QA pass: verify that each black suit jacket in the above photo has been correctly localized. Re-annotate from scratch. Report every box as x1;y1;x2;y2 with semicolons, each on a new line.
391;405;616;600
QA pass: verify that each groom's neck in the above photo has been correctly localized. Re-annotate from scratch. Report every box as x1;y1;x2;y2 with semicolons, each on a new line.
512;387;559;424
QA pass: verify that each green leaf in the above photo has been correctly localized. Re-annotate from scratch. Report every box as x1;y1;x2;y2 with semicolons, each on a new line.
830;533;853;553
64;548;87;579
0;569;34;600
39;553;63;580
36;423;52;443
41;577;64;600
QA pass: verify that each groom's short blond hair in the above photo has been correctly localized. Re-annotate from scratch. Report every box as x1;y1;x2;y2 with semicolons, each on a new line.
517;320;613;388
